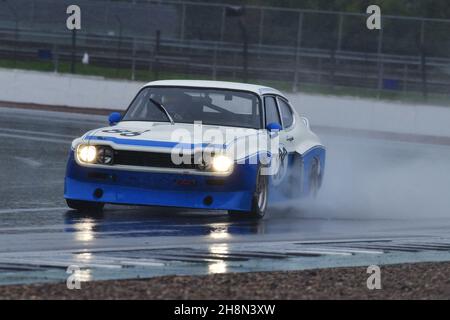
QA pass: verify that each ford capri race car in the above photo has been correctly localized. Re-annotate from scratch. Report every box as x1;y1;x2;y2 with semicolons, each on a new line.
64;80;325;219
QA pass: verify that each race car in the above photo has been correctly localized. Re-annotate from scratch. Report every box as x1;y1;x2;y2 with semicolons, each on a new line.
64;80;325;218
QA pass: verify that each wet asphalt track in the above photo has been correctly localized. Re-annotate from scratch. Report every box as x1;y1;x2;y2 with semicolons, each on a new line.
1;106;450;285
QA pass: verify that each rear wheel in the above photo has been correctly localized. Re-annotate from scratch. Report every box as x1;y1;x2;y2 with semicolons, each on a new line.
66;199;104;212
229;167;268;219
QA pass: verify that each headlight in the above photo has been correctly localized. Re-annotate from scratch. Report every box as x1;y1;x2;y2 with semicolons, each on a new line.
97;146;114;165
211;155;234;173
76;145;97;163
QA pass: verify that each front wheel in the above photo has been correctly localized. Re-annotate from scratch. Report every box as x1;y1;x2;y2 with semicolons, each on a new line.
229;167;269;219
66;199;104;212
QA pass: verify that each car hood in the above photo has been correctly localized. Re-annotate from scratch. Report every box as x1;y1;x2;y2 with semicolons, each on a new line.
81;121;264;155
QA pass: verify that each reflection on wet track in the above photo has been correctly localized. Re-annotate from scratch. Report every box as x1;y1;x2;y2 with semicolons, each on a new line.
64;208;266;240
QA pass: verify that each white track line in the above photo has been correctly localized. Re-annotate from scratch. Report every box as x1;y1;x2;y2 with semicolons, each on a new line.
13;156;42;168
297;247;384;255
281;249;352;256
0;132;70;144
0;207;67;214
0;128;75;139
0;258;122;269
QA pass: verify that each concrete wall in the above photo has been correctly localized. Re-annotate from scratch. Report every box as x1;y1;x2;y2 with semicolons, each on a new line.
0;68;144;110
1;68;450;137
286;94;450;138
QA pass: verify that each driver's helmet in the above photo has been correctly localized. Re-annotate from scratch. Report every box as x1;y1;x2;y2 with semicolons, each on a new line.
162;92;192;116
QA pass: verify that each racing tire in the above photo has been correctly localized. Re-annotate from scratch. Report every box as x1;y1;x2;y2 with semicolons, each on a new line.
229;166;269;220
66;199;105;212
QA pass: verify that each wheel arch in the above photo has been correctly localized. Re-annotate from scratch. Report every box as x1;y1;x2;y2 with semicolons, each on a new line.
292;145;326;195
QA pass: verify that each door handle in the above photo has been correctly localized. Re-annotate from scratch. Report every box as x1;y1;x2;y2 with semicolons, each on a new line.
286;136;294;142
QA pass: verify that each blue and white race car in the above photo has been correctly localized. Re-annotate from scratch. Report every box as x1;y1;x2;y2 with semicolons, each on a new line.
64;80;325;218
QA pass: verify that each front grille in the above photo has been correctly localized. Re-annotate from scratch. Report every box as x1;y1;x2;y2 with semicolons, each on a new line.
113;150;197;170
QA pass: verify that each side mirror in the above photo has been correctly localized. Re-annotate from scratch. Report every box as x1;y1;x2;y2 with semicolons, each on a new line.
108;112;122;125
266;122;282;132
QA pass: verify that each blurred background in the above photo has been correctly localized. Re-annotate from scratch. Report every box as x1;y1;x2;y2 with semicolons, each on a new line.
1;0;450;104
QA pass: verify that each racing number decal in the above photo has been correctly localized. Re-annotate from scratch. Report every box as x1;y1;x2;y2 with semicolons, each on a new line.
102;129;150;137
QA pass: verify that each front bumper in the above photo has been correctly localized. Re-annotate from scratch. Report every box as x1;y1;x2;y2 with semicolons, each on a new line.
64;152;258;211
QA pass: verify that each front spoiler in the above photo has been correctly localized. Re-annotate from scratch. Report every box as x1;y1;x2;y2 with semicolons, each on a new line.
64;152;258;212
64;177;253;211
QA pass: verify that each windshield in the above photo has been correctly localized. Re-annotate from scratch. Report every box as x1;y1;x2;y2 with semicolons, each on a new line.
122;87;262;129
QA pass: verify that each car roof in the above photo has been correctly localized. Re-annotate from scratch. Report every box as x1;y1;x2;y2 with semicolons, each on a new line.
143;80;286;98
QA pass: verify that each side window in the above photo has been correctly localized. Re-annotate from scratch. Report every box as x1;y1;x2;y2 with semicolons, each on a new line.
278;98;294;128
264;96;281;126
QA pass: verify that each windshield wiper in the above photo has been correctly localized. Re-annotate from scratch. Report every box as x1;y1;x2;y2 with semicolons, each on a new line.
149;98;175;125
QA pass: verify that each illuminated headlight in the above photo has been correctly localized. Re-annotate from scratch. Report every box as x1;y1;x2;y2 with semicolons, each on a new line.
76;145;97;163
211;155;234;173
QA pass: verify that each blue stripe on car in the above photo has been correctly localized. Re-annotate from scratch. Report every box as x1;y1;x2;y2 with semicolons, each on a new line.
86;135;225;149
